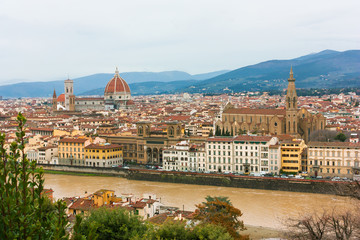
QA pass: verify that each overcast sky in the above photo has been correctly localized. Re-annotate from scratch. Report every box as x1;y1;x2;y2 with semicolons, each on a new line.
0;0;359;85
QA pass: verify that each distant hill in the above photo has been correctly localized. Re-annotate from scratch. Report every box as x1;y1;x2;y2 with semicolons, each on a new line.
82;80;196;96
1;49;359;97
0;70;230;98
180;50;360;93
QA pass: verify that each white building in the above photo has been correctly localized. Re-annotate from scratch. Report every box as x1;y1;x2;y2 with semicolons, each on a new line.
206;136;279;174
269;144;281;175
37;146;58;164
162;141;189;171
188;144;206;172
162;141;206;172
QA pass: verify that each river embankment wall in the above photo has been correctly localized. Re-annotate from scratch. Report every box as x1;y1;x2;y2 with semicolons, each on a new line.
39;164;343;195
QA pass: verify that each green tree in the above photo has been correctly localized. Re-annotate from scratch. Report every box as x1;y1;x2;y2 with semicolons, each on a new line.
215;126;220;136
72;207;148;240
209;130;214;137
0;112;68;239
194;196;248;240
335;133;347;142
143;221;232;240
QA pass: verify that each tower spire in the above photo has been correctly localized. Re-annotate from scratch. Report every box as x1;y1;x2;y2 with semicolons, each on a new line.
53;89;57;98
288;66;295;81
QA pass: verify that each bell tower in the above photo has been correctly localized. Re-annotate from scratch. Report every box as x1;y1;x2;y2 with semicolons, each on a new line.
64;79;74;111
52;89;57;111
285;66;298;135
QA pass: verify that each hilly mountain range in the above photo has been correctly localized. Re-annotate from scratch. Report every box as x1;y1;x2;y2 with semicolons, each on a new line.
182;50;360;93
0;50;359;98
81;50;360;96
0;70;229;98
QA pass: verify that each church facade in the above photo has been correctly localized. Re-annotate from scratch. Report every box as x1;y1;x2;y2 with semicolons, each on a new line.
215;68;326;142
52;68;134;112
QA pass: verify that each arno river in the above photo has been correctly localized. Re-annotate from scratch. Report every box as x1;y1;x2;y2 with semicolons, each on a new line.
44;173;353;229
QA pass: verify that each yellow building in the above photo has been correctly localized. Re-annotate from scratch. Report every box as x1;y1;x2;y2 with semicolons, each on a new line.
58;137;89;166
281;139;306;173
84;143;123;167
92;189;122;206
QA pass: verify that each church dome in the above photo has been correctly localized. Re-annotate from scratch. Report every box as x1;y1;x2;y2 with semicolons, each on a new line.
104;68;130;95
57;94;65;102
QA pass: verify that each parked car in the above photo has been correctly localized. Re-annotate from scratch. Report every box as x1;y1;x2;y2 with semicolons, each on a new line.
122;166;130;169
332;177;341;181
316;176;323;179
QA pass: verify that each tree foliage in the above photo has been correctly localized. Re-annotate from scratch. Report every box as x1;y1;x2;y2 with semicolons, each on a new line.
143;221;232;240
72;207;148;240
0;112;68;239
73;207;233;240
335;133;347;142
309;130;338;142
194;196;248;240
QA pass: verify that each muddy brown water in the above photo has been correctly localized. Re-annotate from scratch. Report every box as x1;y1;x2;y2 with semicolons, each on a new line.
44;173;353;229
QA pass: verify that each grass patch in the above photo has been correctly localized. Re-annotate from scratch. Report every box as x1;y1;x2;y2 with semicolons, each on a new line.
42;169;110;177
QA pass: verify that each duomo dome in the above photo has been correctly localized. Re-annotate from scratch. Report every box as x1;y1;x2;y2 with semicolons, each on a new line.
104;68;132;110
104;68;131;100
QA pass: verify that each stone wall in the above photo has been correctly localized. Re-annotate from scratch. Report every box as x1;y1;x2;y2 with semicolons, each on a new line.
39;164;343;195
39;164;127;177
127;170;341;195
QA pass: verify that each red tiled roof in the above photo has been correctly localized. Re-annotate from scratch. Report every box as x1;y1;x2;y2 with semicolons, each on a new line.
131;201;146;209
69;198;95;211
234;135;272;142
29;127;54;132
308;141;360;148
59;138;87;143
57;94;65;102
104;71;130;94
224;108;286;115
85;143;121;150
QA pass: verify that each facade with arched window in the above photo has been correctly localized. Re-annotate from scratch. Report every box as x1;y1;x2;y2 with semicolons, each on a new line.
215;68;326;142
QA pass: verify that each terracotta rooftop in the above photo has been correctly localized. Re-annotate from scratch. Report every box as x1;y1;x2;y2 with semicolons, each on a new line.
85;143;121;150
69;198;95;211
234;135;273;142
308;141;360;148
59;138;87;143
224;108;286;115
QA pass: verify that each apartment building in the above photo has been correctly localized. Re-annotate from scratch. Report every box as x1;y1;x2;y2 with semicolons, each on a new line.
37;146;58;164
162;141;189;171
206;136;279;174
58;137;89;166
280;139;306;173
188;144;206;172
84;143;123;167
307;142;360;178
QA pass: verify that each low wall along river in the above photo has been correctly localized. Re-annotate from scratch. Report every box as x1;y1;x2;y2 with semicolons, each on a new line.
40;164;346;195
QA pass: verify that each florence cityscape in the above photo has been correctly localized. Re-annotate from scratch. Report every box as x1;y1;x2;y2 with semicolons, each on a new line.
1;1;360;239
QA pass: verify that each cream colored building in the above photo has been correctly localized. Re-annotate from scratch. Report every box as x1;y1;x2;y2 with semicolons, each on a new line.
307;142;360;178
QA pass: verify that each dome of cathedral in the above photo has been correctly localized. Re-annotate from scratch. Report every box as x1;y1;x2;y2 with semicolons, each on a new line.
57;94;65;102
104;68;130;95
